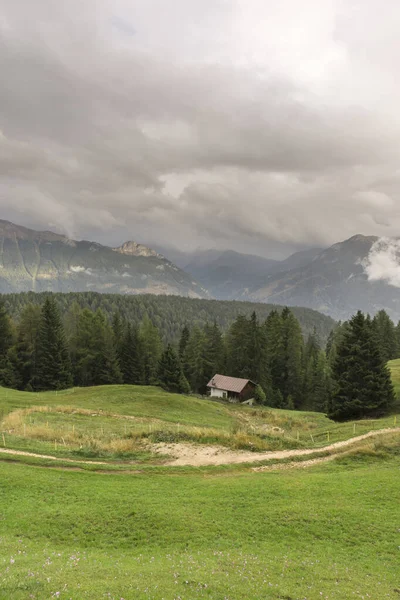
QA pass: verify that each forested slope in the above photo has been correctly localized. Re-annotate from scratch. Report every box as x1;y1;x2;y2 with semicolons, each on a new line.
2;291;335;344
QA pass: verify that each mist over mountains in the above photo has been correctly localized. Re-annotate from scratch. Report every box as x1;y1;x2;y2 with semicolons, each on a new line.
0;219;399;322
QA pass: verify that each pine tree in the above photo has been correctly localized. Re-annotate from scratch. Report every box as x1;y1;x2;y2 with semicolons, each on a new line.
372;310;398;362
309;352;330;412
11;304;41;390
0;298;14;380
183;325;207;393
112;312;125;363
34;297;73;391
302;328;321;410
254;384;266;404
203;322;225;382
158;344;190;394
120;323;144;384
264;310;284;402
91;310;122;385
226;315;250;378
281;308;304;408
329;311;395;421
140;315;163;385
179;325;190;358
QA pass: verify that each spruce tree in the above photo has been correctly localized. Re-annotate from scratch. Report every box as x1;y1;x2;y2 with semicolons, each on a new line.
372;310;398;362
281;308;304;408
140;315;163;385
0;298;14;378
179;325;190;358
120;323;144;384
329;311;395;421
91;310;122;385
11;304;41;390
264;310;285;402
203;322;225;382
34;297;72;391
183;325;207;393
158;344;190;394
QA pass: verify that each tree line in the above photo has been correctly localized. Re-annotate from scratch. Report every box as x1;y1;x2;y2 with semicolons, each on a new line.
0;295;396;421
1;291;335;346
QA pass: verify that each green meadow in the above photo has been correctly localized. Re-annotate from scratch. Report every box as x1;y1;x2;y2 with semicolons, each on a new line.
1;361;400;598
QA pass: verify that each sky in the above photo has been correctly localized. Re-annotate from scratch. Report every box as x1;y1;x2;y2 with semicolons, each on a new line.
1;0;400;258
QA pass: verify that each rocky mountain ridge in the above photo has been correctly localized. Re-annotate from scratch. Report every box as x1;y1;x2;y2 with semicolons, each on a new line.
0;220;208;298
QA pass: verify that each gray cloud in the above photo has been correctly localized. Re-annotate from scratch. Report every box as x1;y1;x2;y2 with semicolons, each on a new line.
364;239;400;288
1;0;400;255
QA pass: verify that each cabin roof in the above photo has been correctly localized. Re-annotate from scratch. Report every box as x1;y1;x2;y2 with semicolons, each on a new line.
206;374;256;394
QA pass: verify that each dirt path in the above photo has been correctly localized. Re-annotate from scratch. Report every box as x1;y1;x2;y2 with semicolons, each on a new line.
153;428;400;466
0;447;108;465
0;428;397;469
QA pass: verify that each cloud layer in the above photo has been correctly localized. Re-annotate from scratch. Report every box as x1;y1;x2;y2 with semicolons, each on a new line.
1;0;400;255
364;238;400;288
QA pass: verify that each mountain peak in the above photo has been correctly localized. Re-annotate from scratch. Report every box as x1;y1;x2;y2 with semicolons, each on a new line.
342;234;380;245
113;241;162;258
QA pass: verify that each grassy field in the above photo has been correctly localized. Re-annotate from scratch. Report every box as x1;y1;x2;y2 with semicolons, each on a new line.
1;456;400;599
1;367;400;598
1;383;399;462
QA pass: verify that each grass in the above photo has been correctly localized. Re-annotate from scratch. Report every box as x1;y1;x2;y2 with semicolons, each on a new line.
1;384;399;461
1;457;400;599
1;375;400;598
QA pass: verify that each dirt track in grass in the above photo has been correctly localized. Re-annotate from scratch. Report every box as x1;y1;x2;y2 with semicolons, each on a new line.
152;428;400;466
0;428;399;470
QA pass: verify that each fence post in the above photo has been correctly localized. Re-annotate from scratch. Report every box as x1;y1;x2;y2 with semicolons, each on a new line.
2;433;5;447
327;431;330;443
353;423;356;434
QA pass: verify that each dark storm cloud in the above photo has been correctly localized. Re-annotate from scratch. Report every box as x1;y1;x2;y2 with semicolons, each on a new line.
1;0;400;253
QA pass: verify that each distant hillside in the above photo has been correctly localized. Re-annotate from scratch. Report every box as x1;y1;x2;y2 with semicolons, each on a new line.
3;291;336;345
0;220;208;298
246;235;400;321
160;247;324;300
183;249;279;299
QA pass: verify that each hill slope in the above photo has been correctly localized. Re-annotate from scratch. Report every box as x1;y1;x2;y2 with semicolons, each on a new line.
2;291;336;345
0;220;208;298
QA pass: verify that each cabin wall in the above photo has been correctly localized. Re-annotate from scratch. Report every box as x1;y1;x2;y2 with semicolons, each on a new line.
210;387;227;398
239;383;256;401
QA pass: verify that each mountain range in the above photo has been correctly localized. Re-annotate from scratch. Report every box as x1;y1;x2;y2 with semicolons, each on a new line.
0;219;399;322
0;220;208;298
160;236;400;322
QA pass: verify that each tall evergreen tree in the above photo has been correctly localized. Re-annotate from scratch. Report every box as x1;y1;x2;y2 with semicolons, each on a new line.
119;323;144;384
179;325;190;358
203;322;225;382
0;298;14;379
263;310;284;405
158;344;190;394
372;310;398;362
9;304;41;390
183;325;207;393
329;311;395;420
34;297;72;390
140;315;162;385
281;307;304;408
90;310;122;385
